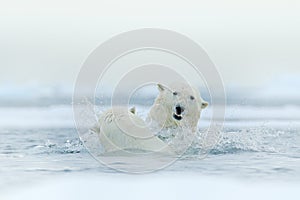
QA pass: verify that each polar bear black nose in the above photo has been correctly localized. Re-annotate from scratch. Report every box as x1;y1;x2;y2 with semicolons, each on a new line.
175;105;184;115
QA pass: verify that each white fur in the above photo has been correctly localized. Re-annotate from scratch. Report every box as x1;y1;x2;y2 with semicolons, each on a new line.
93;107;173;153
148;82;208;132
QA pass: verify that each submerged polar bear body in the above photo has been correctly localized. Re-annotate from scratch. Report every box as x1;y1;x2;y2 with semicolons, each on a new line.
148;82;208;132
94;107;172;153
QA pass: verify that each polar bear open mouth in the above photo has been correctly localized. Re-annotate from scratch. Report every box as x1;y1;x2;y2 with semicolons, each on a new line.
173;113;183;121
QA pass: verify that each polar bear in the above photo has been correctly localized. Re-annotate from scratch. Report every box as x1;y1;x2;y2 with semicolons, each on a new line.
148;82;208;133
92;82;207;154
92;106;173;154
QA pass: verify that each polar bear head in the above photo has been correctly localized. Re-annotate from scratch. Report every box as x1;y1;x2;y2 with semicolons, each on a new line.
148;82;208;132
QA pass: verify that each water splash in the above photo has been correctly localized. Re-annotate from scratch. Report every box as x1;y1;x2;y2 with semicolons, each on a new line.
203;127;282;155
44;139;84;154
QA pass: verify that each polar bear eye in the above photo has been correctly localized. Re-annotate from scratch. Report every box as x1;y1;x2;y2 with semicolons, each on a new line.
173;91;178;96
190;95;195;100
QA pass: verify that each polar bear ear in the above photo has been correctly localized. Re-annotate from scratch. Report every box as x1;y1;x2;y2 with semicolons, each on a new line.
157;83;167;92
201;101;209;109
129;106;136;114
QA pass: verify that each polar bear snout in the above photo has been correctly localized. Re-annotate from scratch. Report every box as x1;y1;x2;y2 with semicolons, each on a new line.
175;105;184;115
173;104;185;121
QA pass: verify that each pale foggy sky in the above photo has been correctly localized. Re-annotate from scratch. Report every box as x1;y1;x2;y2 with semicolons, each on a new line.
1;0;300;88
